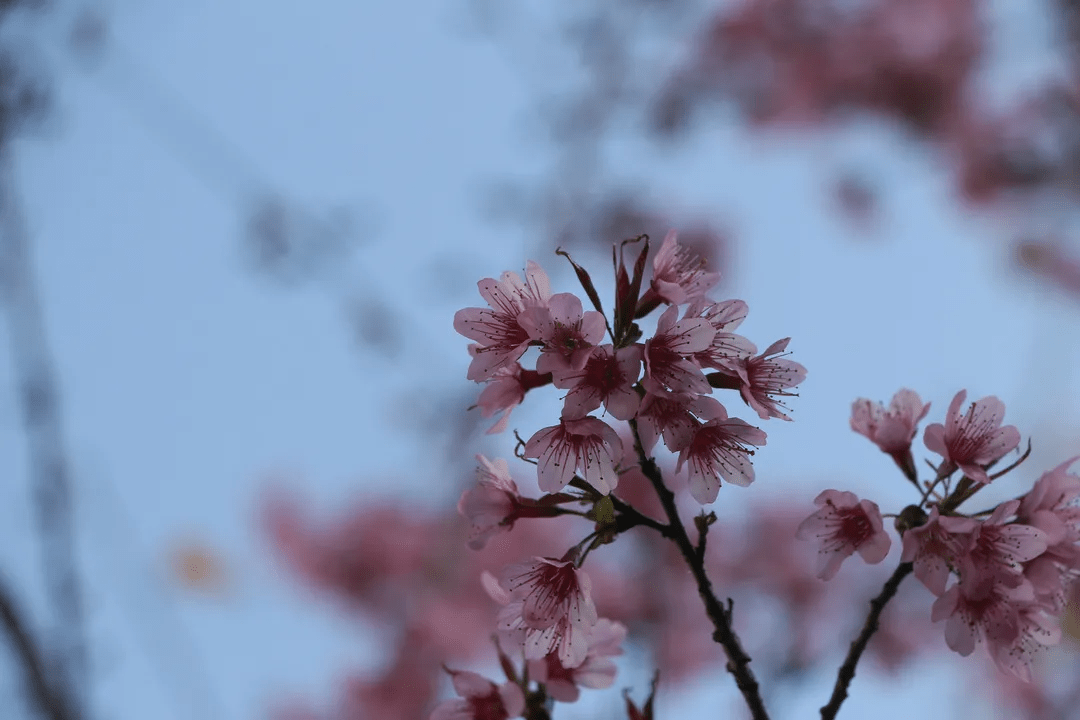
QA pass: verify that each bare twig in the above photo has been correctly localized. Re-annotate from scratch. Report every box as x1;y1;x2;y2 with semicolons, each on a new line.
820;561;914;720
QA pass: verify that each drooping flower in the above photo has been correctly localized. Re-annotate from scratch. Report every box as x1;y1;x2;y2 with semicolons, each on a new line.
519;292;606;376
648;230;721;305
454;261;551;381
526;618;627;702
642;305;715;394
485;558;599;669
457;455;523;550
676;401;767;503
923;390;1021;484
796;489;891;580
430;669;525;720
552;344;643;421
851;389;931;468
524;416;624;494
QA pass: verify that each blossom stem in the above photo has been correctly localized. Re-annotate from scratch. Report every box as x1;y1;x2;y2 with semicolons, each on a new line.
628;419;771;720
819;561;913;720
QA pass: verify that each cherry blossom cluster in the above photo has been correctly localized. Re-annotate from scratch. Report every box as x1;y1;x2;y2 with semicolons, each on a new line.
799;388;1080;681
441;232;805;719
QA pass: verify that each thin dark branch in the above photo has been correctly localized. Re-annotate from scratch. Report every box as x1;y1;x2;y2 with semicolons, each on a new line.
820;561;914;720
0;574;76;720
0;150;90;714
628;420;770;720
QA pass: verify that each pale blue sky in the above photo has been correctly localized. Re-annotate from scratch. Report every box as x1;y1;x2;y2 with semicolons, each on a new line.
0;0;1078;719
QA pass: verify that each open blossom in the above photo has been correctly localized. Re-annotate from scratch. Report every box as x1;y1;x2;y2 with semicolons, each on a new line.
851;389;931;454
939;501;1048;590
675;400;767;503
647;230;721;305
737;338;807;420
454;261;551;381
552;344;642;421
684;297;756;372
797;490;891;581
923;390;1021;484
526;618;626;702
635;390;706;455
524;416;623;494
642;304;715;394
931;575;1030;660
519;292;606;376
485;558;598;669
430;669;525;720
457;455;522;550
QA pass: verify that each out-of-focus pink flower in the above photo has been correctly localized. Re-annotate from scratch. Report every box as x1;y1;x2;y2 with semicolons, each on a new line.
429;669;525;720
527;618;626;702
991;605;1061;682
485;557;599;669
524;416;624;494
552;344;643;421
796;489;891;580
458;455;523;550
851;389;931;455
676;401;766;503
642;305;715;394
923;390;1021;484
455;261;551;381
729;338;807;421
646;230;721;305
901;506;966;596
520;292;606;376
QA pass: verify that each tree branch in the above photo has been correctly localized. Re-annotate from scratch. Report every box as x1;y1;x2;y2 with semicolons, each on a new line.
0;573;77;720
628;420;770;720
820;561;913;720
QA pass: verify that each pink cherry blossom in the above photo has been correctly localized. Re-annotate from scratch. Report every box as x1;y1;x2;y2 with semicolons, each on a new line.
526;618;626;702
458;455;523;550
524;416;624;494
940;500;1048;590
647;229;721;305
992;604;1061;682
796;490;891;581
684;297;757;372
454;261;551;381
722;338;807;420
486;558;599;669
429;669;525;720
931;574;1030;658
519;292;606;376
675;401;767;504
923;390;1021;484
850;388;931;454
642;304;715;394
552;344;643;421
634;390;705;455
901;506;967;596
469;351;552;434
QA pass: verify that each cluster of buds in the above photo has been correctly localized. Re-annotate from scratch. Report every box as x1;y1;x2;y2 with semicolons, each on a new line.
800;388;1080;681
439;232;805;718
